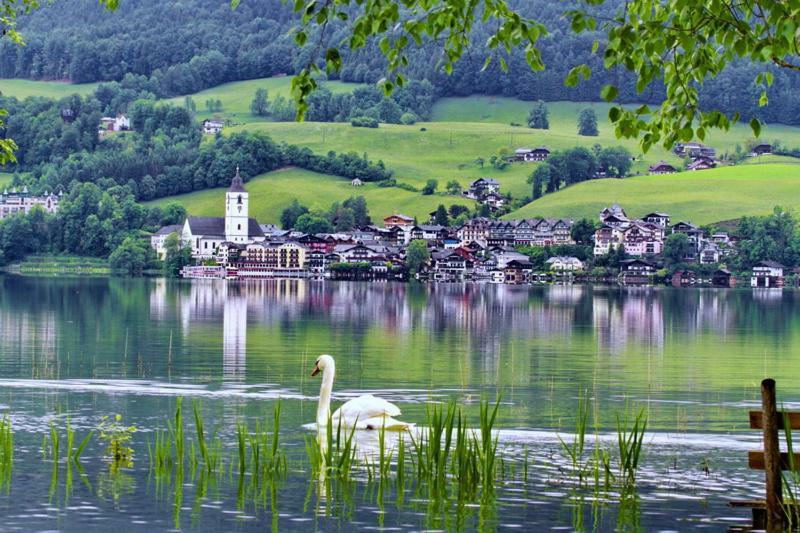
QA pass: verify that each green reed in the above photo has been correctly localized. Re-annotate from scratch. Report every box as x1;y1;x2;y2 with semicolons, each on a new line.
65;419;92;466
616;407;648;487
0;416;13;491
558;390;590;485
238;401;287;486
780;410;800;527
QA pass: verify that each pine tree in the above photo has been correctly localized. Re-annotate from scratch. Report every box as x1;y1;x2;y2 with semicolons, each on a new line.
527;100;549;129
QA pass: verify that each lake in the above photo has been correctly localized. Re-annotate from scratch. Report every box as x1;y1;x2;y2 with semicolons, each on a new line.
0;275;795;531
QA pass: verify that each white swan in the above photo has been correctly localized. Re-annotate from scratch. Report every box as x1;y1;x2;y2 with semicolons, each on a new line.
311;354;411;430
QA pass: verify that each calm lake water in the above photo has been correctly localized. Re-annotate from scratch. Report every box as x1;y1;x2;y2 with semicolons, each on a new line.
0;275;796;531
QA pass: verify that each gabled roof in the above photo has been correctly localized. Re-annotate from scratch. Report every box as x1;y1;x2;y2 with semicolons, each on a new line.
186;216;264;238
756;260;785;268
154;224;182;236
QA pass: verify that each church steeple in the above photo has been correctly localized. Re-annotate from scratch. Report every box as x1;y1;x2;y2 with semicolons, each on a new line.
225;166;249;243
228;166;246;193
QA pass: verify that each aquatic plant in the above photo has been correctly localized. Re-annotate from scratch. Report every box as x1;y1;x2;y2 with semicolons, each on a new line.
98;414;136;470
558;390;590;485
616;407;648;487
0;416;13;491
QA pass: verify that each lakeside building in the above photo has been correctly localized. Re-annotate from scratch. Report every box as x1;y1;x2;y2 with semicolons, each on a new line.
0;187;61;220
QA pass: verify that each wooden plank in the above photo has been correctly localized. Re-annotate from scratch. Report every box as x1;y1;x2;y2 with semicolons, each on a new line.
749;410;800;430
748;451;800;470
761;378;785;530
729;499;766;508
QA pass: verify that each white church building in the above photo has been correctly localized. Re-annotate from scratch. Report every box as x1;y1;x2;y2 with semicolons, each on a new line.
152;168;265;260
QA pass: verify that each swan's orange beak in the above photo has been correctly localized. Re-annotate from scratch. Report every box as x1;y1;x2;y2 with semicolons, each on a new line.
311;364;320;377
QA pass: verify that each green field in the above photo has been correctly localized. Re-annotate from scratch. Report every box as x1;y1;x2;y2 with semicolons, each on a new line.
146;167;473;225
0;173;12;189
0;78;100;99
166;77;363;123
505;164;800;225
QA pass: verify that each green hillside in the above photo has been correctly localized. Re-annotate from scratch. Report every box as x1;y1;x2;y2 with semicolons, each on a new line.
145;167;473;225
505;164;800;225
230;119;682;199
0;173;12;188
166;77;363;123
0;79;99;99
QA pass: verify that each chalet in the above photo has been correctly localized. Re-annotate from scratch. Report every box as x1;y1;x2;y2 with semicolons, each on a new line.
297;234;335;253
601;214;629;228
457;217;492;244
699;242;721;264
642;212;670;228
487;221;516;248
600;204;628;221
503;259;533;284
648;161;677;175
751;260;785;288
202;119;224;135
383;213;415;228
509;147;550;162
409;224;448;242
619;259;657;285
751;143;772;156
674;142;716;159
466;178;500;199
350;178;363;186
483;191;506;210
712;268;735;288
546;256;584;272
687;157;716;171
671;221;705;259
431;250;474;281
492;248;530;269
621;223;663;256
593;225;622;256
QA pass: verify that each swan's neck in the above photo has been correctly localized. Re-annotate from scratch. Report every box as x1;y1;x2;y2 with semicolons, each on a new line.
317;363;335;426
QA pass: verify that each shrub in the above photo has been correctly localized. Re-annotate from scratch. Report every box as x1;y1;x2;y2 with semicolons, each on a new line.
400;112;418;125
351;116;379;128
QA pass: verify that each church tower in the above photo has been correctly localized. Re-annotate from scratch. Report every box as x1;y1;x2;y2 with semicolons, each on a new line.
225;167;249;243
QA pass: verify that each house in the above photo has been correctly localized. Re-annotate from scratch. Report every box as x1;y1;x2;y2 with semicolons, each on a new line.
457;217;492;245
546;256;584;272
751;143;773;156
492;248;530;269
751;260;785;288
642;212;670;228
483;191;506;210
150;224;183;260
503;259;532;284
600;204;628;221
430;250;474;281
509;147;550;162
465;178;500;200
593;225;623;256
235;242;309;276
350;178;363;186
671;221;705;259
99;114;130;132
687;157;716;171
671;269;698;287
648;161;677;174
712;268;735;288
0;188;61;220
383;213;415;228
621;223;663;256
202;119;224;135
699;242;721;264
619;259;657;285
674;142;716;159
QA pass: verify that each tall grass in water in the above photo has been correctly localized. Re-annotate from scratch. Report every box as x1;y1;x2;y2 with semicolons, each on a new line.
0;416;12;492
616;407;648;487
559;390;590;485
779;410;800;527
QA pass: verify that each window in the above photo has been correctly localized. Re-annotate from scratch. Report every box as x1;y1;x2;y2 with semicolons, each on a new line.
237;195;242;205
237;224;241;230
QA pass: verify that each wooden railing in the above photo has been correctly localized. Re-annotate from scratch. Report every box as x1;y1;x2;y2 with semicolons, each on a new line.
730;378;800;531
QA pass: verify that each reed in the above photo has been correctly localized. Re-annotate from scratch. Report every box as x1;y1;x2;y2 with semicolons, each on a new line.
616;407;648;487
0;416;13;491
780;410;800;527
558;390;590;485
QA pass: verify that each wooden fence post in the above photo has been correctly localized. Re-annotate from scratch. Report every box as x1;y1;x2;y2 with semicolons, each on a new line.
762;378;784;531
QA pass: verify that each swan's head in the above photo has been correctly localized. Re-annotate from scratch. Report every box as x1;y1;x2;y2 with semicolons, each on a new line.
311;354;335;377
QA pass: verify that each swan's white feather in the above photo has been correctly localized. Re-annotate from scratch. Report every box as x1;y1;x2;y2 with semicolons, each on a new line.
331;394;405;428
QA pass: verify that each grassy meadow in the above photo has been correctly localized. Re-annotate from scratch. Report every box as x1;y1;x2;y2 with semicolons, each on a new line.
166;77;363;123
0;173;12;189
0;79;99;99
505;164;800;225
146;167;474;225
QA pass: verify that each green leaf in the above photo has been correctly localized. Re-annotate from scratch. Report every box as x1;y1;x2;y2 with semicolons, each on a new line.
600;84;618;102
750;118;762;137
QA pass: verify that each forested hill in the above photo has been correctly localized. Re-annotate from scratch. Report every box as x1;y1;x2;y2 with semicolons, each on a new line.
3;0;800;125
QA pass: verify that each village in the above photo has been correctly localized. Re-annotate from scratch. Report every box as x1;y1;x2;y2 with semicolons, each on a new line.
153;169;789;288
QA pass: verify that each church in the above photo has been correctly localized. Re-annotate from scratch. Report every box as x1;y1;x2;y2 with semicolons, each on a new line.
178;169;265;259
